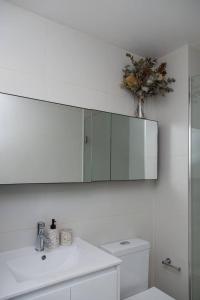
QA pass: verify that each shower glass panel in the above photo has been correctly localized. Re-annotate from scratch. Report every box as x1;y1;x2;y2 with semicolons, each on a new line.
191;75;200;300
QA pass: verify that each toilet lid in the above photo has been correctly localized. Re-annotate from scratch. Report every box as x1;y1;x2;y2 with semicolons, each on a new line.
125;287;175;300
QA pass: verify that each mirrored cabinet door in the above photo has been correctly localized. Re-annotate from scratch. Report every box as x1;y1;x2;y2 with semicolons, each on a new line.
83;110;111;182
111;114;158;180
90;110;111;181
0;94;84;183
110;114;130;180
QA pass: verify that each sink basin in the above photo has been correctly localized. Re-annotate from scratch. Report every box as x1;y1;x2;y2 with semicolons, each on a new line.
0;238;121;300
7;245;79;282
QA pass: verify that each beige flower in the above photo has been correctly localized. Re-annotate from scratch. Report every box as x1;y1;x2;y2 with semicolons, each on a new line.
157;73;164;81
125;74;138;88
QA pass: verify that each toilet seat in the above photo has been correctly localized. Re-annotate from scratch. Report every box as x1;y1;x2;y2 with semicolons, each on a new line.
125;287;175;300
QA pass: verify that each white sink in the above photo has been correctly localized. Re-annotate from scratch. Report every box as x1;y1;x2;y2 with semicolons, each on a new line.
7;245;79;282
0;238;121;300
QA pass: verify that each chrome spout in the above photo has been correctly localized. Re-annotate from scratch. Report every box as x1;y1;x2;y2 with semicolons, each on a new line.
35;221;46;252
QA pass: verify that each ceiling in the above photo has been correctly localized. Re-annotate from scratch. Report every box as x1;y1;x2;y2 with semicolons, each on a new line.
8;0;200;57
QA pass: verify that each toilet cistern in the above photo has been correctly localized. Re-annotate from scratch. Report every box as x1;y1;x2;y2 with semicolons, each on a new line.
101;238;175;300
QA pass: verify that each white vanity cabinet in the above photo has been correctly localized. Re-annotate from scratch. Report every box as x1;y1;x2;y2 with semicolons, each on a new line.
13;268;119;300
31;288;69;300
71;269;117;300
14;286;70;300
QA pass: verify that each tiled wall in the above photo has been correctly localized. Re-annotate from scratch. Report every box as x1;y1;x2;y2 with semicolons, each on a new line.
0;2;190;299
154;46;189;300
0;182;155;250
0;1;141;116
0;1;156;284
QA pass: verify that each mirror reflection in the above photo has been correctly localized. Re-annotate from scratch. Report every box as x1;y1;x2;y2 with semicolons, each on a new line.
111;115;157;180
0;94;84;183
0;93;158;184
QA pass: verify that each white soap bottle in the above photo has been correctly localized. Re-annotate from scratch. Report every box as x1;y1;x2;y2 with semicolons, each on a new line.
45;219;59;249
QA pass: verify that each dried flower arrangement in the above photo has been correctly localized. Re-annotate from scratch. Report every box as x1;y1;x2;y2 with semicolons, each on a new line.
121;53;175;118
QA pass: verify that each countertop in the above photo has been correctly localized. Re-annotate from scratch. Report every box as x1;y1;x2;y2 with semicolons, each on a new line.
0;238;121;300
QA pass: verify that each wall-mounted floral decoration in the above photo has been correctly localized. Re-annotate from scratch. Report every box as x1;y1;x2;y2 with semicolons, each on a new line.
121;53;175;118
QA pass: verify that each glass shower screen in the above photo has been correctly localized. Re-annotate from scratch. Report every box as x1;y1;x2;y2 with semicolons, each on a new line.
191;74;200;300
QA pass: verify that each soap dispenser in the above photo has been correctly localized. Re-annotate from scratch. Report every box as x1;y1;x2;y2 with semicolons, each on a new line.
51;219;56;230
45;219;59;249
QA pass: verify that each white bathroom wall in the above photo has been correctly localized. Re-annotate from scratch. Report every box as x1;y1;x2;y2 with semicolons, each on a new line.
0;2;191;297
189;45;200;77
0;2;156;287
0;0;141;116
153;45;189;300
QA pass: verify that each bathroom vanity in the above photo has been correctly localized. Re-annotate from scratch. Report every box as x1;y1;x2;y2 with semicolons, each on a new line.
0;238;121;300
0;92;158;184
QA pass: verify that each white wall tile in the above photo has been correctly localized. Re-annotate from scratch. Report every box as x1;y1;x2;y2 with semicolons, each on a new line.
0;229;36;252
0;1;47;74
0;68;46;100
189;46;200;76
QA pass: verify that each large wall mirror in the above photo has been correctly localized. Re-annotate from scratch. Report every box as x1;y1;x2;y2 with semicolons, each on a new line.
0;93;158;184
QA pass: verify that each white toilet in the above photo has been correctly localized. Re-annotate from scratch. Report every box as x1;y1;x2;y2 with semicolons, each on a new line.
101;239;175;300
